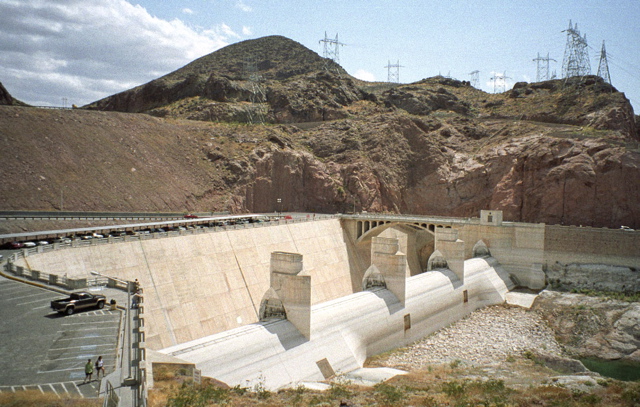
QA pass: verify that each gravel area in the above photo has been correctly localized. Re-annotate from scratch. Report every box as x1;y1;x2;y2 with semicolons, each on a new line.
384;305;563;370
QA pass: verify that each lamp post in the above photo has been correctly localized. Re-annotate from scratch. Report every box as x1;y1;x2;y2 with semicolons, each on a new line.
90;271;133;381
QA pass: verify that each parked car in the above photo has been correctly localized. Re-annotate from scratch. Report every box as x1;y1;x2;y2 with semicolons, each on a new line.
184;214;198;219
1;241;24;249
50;292;107;315
22;241;37;248
36;241;49;246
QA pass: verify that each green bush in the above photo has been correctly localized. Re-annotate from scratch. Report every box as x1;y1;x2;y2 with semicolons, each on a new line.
442;380;466;398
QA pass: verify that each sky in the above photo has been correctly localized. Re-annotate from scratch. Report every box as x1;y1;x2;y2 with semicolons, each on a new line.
1;0;639;112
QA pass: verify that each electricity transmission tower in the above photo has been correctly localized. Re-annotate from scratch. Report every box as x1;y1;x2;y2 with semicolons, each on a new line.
533;53;556;82
561;20;591;78
319;32;345;74
597;40;611;84
384;60;404;83
490;72;510;93
468;70;480;88
244;56;266;124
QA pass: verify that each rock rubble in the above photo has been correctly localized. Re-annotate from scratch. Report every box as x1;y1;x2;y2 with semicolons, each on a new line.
385;305;563;370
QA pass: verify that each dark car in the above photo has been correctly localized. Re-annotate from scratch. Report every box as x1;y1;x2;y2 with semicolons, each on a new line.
1;241;24;249
51;292;107;315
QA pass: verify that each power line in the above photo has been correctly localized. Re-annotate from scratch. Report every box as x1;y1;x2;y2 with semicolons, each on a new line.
319;32;345;75
561;20;591;78
596;40;612;84
533;53;556;82
468;70;480;88
490;71;511;93
384;60;404;83
243;55;266;124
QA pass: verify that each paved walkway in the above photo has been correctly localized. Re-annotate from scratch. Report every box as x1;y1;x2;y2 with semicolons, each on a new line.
0;265;137;404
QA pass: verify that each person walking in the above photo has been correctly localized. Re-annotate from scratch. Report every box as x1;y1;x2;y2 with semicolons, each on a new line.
83;359;94;383
95;356;105;379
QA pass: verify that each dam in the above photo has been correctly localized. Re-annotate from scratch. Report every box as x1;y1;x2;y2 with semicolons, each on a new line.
9;210;640;389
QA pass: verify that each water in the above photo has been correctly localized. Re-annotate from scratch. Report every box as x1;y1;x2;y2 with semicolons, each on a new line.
580;358;640;381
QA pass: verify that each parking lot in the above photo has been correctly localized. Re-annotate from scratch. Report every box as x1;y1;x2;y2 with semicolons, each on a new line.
0;275;121;398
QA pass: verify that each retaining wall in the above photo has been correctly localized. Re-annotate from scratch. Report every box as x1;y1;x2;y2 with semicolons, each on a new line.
544;225;640;268
15;219;354;349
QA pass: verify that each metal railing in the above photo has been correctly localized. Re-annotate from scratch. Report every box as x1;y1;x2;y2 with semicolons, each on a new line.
103;380;119;407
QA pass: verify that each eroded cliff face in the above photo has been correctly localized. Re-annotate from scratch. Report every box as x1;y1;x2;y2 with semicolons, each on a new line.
220;112;640;228
1;102;639;229
533;291;640;362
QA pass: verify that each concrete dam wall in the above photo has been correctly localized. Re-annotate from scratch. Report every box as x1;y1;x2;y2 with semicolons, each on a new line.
161;256;513;390
19;219;357;349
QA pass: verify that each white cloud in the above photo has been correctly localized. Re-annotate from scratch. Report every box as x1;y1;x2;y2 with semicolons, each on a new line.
0;0;233;106
242;26;252;36
182;8;194;15
235;1;253;12
214;23;240;39
354;69;376;82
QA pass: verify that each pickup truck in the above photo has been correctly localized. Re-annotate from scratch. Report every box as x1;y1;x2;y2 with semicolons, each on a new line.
51;292;107;315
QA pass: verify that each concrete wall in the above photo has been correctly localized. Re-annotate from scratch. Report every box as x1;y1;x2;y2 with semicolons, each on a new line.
160;256;513;390
457;221;546;289
544;225;640;268
16;220;355;349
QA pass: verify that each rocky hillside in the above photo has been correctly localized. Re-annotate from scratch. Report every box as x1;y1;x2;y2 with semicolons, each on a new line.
0;81;26;106
1;36;639;229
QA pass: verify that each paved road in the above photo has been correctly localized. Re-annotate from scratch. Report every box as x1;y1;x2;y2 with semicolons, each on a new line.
0;275;121;398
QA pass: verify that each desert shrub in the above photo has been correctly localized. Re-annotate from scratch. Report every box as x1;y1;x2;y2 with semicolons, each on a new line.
167;382;230;407
374;382;405;405
441;380;466;398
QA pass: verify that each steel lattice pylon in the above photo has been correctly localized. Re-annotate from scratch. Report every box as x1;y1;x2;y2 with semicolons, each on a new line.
597;40;612;84
384;60;403;83
319;32;344;75
533;53;556;82
562;20;591;78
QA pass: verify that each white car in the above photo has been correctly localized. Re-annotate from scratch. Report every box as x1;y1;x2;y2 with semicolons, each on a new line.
23;242;36;247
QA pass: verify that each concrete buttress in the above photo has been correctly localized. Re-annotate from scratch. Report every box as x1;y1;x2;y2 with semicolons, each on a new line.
269;252;312;340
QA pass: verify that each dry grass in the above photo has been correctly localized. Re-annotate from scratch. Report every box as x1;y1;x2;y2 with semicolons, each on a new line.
0;390;101;407
146;358;640;407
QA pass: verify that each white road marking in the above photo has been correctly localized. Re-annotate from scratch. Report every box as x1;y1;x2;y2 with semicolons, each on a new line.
17;297;56;306
48;383;60;398
49;343;113;351
72;382;84;398
38;366;84;374
53;334;116;341
61;320;119;326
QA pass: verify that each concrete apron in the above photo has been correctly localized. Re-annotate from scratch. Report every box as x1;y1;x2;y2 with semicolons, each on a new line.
505;292;539;309
160;256;514;390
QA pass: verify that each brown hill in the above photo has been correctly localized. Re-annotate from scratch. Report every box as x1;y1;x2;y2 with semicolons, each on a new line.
2;36;639;229
0;81;27;106
83;35;362;123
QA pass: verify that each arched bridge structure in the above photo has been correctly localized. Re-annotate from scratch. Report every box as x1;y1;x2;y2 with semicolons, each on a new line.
342;214;470;244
